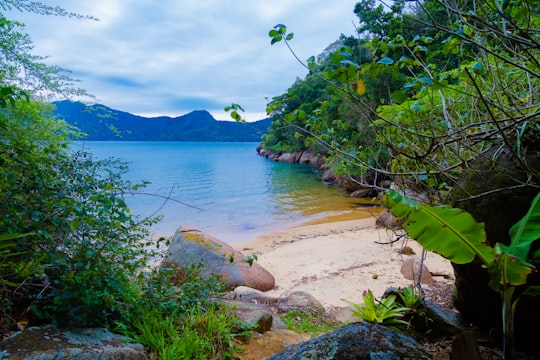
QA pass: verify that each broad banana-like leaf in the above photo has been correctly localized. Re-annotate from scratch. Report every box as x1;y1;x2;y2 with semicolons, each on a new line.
382;190;495;265
488;252;534;292
0;233;34;241
521;286;540;297
506;192;540;261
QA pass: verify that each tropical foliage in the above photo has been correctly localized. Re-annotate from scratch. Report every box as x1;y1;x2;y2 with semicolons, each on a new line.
262;0;539;203
257;1;539;358
0;3;244;358
383;189;540;359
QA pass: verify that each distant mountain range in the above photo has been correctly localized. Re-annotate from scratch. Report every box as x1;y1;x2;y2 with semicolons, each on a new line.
52;100;271;142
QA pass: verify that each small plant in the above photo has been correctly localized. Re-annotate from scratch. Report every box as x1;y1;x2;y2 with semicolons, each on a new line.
396;285;424;310
129;303;240;360
280;308;339;336
344;290;410;331
114;264;247;360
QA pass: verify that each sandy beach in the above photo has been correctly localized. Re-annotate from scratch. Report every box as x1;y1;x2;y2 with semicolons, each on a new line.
232;212;455;310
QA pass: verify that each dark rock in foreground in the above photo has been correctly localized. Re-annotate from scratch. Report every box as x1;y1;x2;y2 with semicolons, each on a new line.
0;325;148;360
267;322;432;360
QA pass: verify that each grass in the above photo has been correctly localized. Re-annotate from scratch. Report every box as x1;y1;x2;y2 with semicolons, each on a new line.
280;308;340;336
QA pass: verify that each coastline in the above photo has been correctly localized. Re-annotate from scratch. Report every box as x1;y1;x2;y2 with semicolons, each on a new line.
232;212;454;310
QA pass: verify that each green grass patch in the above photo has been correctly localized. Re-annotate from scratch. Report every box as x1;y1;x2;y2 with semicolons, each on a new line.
280;308;340;336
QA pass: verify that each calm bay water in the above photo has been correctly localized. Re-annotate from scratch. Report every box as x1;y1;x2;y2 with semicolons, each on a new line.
77;141;373;243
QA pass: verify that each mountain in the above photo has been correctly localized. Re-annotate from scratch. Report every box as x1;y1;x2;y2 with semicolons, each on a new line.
52;100;271;142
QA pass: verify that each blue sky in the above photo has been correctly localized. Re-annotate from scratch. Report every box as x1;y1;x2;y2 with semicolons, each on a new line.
7;1;359;121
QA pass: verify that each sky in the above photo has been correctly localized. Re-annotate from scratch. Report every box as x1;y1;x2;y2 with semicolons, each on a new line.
7;1;360;121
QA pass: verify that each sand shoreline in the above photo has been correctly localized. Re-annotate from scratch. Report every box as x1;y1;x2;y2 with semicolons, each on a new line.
232;213;455;310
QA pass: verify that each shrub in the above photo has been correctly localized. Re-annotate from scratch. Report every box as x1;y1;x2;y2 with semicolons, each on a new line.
115;264;247;359
0;100;159;328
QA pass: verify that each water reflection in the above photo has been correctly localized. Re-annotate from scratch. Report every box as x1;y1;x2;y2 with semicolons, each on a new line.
266;161;378;219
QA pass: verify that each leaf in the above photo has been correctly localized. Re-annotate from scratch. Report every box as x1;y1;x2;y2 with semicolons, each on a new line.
341;59;360;69
419;77;433;85
356;80;366;96
521;286;540;297
383;190;495;265
70;218;80;230
377;57;394;65
0;233;34;241
472;61;484;70
507;192;540;260
488;253;533;292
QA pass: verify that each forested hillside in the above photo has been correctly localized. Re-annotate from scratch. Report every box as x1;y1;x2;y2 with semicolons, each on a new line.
262;0;539;204
53;100;271;141
260;1;540;357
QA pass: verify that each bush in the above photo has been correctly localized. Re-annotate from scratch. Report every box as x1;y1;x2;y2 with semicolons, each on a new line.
0;100;159;329
115;264;247;359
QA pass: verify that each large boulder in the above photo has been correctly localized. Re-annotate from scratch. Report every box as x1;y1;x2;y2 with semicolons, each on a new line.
266;322;432;360
165;226;275;291
0;325;148;360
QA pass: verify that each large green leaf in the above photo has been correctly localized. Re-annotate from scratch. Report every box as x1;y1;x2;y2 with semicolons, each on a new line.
383;190;495;265
506;192;540;260
488;253;533;292
0;233;34;241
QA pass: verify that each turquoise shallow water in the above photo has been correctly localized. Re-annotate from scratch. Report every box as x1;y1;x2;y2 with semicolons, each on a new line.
77;141;371;243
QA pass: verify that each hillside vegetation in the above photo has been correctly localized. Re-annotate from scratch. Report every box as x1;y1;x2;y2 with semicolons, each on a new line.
53;100;271;142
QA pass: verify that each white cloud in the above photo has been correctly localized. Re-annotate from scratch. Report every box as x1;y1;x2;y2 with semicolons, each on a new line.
6;0;358;121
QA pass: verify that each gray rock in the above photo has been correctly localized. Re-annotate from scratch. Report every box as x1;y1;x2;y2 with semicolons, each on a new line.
266;322;432;360
0;325;148;360
233;286;278;304
240;310;274;334
277;291;325;313
224;299;288;331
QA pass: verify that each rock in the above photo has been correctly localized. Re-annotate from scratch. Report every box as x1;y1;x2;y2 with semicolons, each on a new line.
422;300;465;340
165;226;275;291
223;298;288;332
349;188;374;198
0;325;148;360
233;329;311;360
400;258;433;284
239;310;274;334
298;150;324;167
266;322;432;359
233;286;278;304
277;152;302;163
394;245;416;256
330;307;357;324
375;208;402;229
277;291;325;313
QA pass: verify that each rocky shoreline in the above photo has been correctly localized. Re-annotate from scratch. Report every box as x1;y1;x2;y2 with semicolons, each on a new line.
256;145;385;198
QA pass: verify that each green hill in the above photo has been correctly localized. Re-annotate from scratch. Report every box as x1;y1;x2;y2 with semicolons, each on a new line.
52;100;271;142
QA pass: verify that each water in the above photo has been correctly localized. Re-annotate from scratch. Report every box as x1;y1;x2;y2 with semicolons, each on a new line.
76;141;374;243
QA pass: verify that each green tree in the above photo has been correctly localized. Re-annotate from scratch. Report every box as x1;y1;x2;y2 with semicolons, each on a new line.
0;1;157;330
264;1;539;357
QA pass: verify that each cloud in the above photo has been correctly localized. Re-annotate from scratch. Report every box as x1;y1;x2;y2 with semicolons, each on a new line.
7;1;358;121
